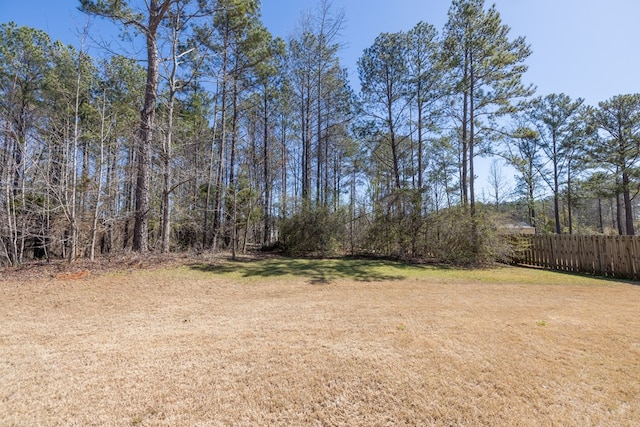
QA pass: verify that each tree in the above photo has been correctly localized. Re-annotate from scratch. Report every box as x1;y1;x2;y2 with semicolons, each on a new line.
157;0;203;253
0;23;52;265
503;124;541;227
358;31;409;191
405;21;442;206
443;0;532;216
589;94;640;236
274;61;295;221
289;0;347;208
581;172;617;234
175;85;216;250
98;55;146;252
487;159;510;208
45;37;97;262
428;135;459;212
253;37;286;245
80;0;179;252
288;32;315;203
528;93;585;234
199;0;273;253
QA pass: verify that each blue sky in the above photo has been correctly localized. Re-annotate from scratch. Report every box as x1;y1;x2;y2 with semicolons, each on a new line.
2;0;638;105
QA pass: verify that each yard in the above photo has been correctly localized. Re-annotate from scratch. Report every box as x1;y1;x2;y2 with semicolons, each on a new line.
1;257;639;426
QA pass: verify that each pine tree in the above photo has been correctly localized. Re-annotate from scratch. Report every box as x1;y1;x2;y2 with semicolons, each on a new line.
443;0;532;216
528;93;585;234
589;94;640;236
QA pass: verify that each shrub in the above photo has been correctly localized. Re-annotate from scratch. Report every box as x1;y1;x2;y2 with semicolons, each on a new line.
427;207;510;266
279;206;347;256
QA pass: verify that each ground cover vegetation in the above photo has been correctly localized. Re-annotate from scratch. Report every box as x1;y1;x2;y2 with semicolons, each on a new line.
1;257;639;425
1;0;639;266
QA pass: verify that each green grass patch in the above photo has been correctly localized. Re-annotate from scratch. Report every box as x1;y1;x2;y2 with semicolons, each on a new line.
181;256;615;287
187;257;408;284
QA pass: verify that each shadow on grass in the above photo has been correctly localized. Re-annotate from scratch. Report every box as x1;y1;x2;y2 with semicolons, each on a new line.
188;257;416;285
513;263;640;286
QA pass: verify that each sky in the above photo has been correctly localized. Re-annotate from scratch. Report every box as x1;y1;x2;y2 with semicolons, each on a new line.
2;0;639;194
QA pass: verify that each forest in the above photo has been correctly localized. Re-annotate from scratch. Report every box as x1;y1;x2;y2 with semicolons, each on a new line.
1;0;638;267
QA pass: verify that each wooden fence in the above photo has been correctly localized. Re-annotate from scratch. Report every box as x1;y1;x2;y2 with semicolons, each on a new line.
508;234;640;281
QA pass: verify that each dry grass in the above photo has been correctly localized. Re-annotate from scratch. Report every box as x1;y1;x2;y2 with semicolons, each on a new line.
1;257;639;426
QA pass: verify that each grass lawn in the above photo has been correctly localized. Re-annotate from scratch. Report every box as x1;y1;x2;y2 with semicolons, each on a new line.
1;257;639;426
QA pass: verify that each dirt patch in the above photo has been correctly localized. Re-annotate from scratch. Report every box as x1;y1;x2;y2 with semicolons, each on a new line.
0;252;219;283
1;261;639;426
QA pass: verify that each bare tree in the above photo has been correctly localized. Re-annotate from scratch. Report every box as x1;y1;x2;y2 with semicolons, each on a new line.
487;159;511;208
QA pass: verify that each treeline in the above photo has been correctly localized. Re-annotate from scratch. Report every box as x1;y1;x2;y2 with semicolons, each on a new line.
1;0;637;266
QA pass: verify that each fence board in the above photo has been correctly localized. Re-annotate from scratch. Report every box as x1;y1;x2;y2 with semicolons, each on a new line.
509;234;640;281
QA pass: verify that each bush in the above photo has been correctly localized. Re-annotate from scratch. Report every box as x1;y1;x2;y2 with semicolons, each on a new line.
427;207;511;266
279;206;347;256
358;190;424;259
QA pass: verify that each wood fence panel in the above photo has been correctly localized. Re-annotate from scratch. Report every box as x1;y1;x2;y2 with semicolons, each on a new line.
510;234;640;280
626;236;635;277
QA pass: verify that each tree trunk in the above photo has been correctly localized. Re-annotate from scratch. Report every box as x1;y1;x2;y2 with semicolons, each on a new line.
133;28;160;252
131;0;173;252
469;51;475;217
552;134;561;234
226;74;239;250
416;81;423;215
461;48;469;207
316;75;323;206
567;164;573;235
203;89;219;248
90;90;107;261
160;94;174;253
615;192;623;235
263;90;270;245
68;41;84;263
387;88;401;190
281;114;288;220
212;50;228;251
160;22;181;253
622;171;635;235
302;81;312;202
597;198;603;234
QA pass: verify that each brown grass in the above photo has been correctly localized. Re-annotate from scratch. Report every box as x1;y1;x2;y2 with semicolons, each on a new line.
52;270;90;281
1;258;639;426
